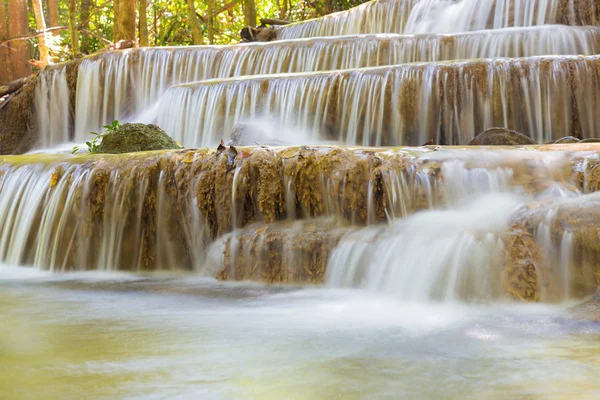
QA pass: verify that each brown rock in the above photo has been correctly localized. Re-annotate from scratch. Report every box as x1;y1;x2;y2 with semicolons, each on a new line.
469;127;536;146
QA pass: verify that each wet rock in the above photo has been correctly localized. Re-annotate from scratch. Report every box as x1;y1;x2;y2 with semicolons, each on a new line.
469;127;536;146
218;219;348;283
97;123;181;154
554;136;581;144
229;123;287;146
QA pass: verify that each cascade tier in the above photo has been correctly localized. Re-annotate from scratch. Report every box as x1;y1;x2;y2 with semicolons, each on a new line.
155;55;600;147
274;0;600;39
1;145;600;302
0;25;592;153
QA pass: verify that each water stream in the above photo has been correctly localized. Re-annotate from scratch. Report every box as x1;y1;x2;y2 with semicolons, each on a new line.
5;0;600;396
2;268;600;399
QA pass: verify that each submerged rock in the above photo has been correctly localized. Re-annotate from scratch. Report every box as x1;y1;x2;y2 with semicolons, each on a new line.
97;123;181;154
469;127;536;146
229;123;288;146
554;136;581;144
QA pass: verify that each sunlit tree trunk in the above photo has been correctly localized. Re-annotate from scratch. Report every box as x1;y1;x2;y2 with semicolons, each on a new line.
114;0;136;42
138;0;149;46
0;0;10;83
186;0;203;45
279;0;287;20
47;0;59;27
80;0;92;53
31;0;50;66
206;0;214;44
7;0;31;79
243;0;257;27
68;0;79;56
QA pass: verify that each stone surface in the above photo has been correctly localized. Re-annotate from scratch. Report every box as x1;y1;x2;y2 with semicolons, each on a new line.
469;127;536;146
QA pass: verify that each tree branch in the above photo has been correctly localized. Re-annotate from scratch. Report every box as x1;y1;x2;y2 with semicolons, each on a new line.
215;0;238;15
0;26;68;47
79;29;114;46
0;77;30;98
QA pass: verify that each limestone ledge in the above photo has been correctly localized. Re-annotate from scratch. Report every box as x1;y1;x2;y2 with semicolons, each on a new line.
2;144;600;300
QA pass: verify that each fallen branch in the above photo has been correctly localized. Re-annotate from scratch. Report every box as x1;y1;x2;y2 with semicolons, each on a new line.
260;18;290;26
0;77;29;98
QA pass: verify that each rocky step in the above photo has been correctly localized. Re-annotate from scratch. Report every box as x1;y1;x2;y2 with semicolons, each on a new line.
270;0;600;40
0;144;599;272
5;25;598;154
155;55;600;147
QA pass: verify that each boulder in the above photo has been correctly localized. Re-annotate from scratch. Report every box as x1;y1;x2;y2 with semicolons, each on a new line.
469;127;536;146
97;123;181;154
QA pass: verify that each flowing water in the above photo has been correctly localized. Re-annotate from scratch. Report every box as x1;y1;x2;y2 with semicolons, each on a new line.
2;268;600;400
6;0;600;397
35;25;600;148
275;0;599;39
155;55;600;147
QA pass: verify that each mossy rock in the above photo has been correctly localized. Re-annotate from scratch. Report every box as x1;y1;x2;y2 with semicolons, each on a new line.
97;123;181;154
469;127;536;146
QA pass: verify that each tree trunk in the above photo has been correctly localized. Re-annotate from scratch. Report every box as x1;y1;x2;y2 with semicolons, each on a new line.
279;0;287;19
80;0;92;53
31;0;50;66
186;0;203;45
138;0;149;46
68;0;79;56
0;0;10;83
48;0;59;27
206;0;215;44
7;0;31;79
243;0;257;27
114;0;136;42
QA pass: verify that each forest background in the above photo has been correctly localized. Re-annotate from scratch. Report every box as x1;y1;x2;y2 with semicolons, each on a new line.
0;0;366;84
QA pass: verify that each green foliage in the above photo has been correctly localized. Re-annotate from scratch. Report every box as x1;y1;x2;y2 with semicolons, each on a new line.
21;0;370;66
72;120;121;154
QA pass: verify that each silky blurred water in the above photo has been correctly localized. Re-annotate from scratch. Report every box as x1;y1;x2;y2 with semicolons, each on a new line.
1;266;599;399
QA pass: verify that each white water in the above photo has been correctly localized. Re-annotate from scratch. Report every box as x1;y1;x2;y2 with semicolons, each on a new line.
1;270;600;398
33;26;600;148
153;55;600;148
276;0;598;38
327;194;521;301
404;0;558;33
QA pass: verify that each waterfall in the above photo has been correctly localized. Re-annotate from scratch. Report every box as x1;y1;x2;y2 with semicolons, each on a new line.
34;66;71;146
326;193;521;301
0;156;209;271
155;55;600;147
275;0;599;39
33;25;600;147
404;0;559;33
276;0;420;39
325;151;600;302
0;145;597;294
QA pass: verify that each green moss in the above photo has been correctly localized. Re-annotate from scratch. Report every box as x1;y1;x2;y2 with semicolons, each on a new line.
97;123;181;154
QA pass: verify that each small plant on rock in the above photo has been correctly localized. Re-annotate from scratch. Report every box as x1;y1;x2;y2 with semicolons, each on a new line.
72;120;121;154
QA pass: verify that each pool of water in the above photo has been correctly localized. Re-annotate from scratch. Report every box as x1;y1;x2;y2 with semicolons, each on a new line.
1;266;600;399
